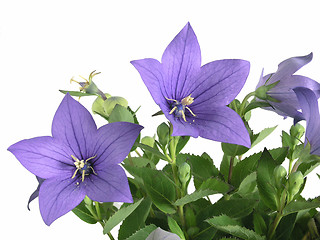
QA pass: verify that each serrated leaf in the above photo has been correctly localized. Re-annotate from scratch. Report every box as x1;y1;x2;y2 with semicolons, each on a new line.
72;201;97;224
283;200;320;216
59;90;96;96
221;142;249;157
125;224;157;240
206;215;265;240
238;172;257;197
168;216;185;240
103;199;143;234
256;149;277;210
123;157;156;169
174;189;221;206
118;198;152;240
274;213;297;240
197;198;258;223
251;126;277;148
108;104;134;123
253;212;267;236
176;136;190;154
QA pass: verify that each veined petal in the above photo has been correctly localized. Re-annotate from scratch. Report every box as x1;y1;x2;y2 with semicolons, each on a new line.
192;106;251;147
161;22;201;100
8;136;74;179
269;53;313;84
190;59;250;107
85;165;133;203
131;58;167;105
294;87;320;154
51;93;97;160
91;122;143;168
39;177;86;226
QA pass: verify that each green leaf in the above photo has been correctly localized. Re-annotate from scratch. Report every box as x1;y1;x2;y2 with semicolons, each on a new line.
275;213;297;240
179;154;219;189
176;136;190;154
168;216;185;240
221;142;249;157
297;160;320;176
253;212;267;236
256;149;278;211
134;143;168;161
269;147;288;165
59;90;96;97
118;198;152;240
123;157;156;169
237;172;257;197
108;104;134;123
72;201;97;224
103;199;143;234
283;200;320;216
125;224;157;240
206;215;265;240
199;177;231;192
174;189;221;206
197;198;258;223
231;152;262;187
251;126;277;148
220;155;239;182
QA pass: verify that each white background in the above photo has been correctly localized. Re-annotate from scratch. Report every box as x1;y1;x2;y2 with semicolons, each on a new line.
1;0;320;239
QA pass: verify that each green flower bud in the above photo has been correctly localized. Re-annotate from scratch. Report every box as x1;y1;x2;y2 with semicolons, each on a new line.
290;124;305;145
141;136;155;148
103;96;128;116
92;93;111;116
273;165;287;189
179;162;191;184
255;86;268;100
288;171;304;197
157;122;170;146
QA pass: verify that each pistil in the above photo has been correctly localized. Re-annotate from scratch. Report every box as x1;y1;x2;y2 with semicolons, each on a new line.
166;95;196;122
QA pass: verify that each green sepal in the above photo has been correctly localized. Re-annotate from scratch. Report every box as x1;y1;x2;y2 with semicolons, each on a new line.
59;90;96;97
108;104;134;123
124;224;157;240
243;101;272;115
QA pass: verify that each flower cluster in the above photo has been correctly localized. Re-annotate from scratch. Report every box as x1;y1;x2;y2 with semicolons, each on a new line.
8;23;320;240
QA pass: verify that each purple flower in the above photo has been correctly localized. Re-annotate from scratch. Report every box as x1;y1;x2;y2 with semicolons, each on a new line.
293;87;320;155
256;53;320;122
8;94;143;225
131;23;251;147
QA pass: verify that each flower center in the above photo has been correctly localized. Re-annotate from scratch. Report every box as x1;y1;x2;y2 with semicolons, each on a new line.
166;94;196;122
71;155;97;182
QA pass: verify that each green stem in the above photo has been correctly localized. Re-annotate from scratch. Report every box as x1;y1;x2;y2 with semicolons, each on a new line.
268;212;283;239
228;157;234;184
94;201;102;220
107;232;115;240
239;92;256;117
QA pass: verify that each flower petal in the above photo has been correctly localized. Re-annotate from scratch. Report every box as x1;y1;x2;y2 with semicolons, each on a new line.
85;165;133;203
39;177;86;225
131;58;167;105
293;87;320;154
8;136;74;179
51;93;97;160
161;22;201;100
269;53;313;84
190;59;250;107
90;122;143;168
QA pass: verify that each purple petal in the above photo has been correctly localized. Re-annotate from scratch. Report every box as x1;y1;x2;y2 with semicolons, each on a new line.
85;165;133;203
190;59;250;107
90;122;143;168
51;93;97;160
27;177;45;211
39;177;86;225
192;106;251;147
8;136;74;179
293;87;320;154
161;22;201;100
131;58;167;105
268;53;313;84
146;227;180;240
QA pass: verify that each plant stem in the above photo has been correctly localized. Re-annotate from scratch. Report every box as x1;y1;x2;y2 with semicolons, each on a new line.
228;156;234;184
94;201;102;220
267;212;283;239
107;232;115;240
239;92;256;117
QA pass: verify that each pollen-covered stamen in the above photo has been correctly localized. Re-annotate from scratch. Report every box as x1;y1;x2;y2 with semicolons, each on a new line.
71;155;97;182
166;95;196;122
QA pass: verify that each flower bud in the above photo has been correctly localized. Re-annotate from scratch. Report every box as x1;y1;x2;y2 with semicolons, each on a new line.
103;96;128;116
273;165;287;189
288;171;304;197
290;124;305;145
179;162;191;184
141;136;155;148
255;86;268;100
157;122;170;146
92;93;111;116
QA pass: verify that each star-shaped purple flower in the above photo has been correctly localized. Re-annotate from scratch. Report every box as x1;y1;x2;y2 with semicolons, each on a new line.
293;87;320;155
8;94;143;225
256;53;320;122
131;23;251;147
